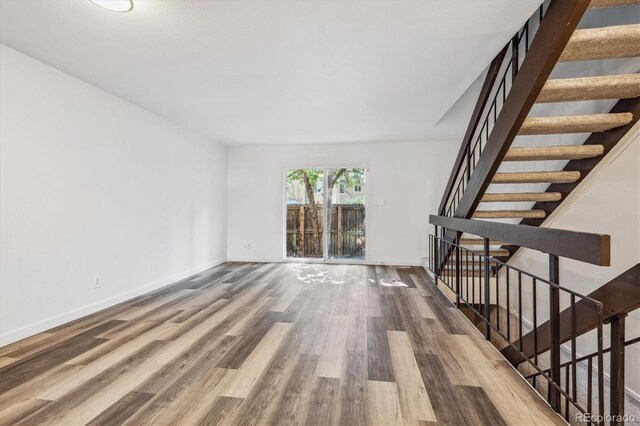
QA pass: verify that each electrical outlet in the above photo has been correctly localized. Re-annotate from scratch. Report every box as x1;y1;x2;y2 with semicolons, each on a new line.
377;199;385;206
244;243;252;250
93;275;101;289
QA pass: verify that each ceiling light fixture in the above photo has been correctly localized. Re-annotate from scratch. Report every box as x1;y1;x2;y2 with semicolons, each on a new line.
89;0;133;13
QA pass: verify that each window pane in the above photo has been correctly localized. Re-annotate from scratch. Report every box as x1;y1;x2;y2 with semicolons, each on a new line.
327;168;366;260
285;169;324;258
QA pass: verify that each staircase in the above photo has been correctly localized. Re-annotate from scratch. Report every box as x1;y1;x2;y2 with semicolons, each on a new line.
486;15;639;241
439;0;639;262
428;0;640;424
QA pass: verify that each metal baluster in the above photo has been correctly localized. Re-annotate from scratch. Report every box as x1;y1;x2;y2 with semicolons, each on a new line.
564;367;570;420
466;249;469;304
434;227;439;284
506;270;511;342
571;295;577;414
610;314;626;426
493;101;497;125
495;260;500;334
518;271;523;351
511;34;519;82
533;277;538;388
478;254;482;312
587;357;593;426
485;119;489;147
483;238;490;339
430;236;433;272
445;245;449;287
549;255;561;412
448;248;451;288
455;245;461;308
466;147;471;182
597;311;604;423
472;252;476;312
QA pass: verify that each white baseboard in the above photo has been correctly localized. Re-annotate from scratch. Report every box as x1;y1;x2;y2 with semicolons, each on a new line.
366;259;422;267
421;257;430;271
227;257;283;263
0;257;227;347
228;257;421;266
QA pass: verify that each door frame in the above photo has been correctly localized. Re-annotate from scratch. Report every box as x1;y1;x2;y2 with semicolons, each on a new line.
282;166;370;263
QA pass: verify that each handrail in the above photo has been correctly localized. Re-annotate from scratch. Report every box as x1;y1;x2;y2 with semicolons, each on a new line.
437;44;508;215
439;0;591;219
429;215;610;266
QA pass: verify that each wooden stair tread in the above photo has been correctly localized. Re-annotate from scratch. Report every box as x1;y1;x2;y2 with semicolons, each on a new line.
473;210;546;219
504;145;604;161
560;24;640;62
519;113;633;135
492;171;580;184
537;74;640;103
459;238;506;246
442;261;493;268
452;249;510;257
589;0;640;8
442;270;496;278
481;192;562;202
443;261;486;267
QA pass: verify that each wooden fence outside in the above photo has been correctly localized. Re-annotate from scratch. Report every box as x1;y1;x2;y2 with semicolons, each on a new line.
286;204;365;258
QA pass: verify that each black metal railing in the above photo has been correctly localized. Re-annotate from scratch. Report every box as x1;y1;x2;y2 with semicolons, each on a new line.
525;336;640;425
439;2;546;218
428;233;606;424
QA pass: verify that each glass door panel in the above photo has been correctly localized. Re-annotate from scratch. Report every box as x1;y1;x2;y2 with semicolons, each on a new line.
327;168;367;260
285;169;324;258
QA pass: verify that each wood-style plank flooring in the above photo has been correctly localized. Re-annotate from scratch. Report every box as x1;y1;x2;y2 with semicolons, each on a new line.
0;262;565;425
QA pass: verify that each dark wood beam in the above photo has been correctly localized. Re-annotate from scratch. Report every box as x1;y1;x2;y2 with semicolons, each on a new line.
430;215;610;266
503;263;640;365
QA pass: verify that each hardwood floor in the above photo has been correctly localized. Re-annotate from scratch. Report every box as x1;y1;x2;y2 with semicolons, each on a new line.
0;262;565;425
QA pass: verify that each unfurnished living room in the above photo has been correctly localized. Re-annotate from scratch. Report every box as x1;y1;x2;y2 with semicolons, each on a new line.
0;0;639;425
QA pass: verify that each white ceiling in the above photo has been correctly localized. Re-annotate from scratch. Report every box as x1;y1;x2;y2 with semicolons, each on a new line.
0;0;541;145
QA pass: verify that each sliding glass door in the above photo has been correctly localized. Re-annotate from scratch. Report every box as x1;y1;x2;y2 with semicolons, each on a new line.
285;169;325;258
285;168;367;261
326;168;367;260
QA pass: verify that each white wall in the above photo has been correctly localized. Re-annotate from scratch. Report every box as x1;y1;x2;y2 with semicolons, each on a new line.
0;45;227;345
504;124;640;395
227;141;457;265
